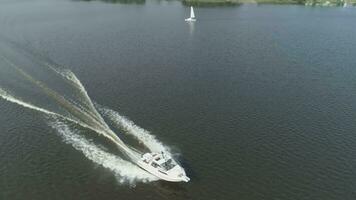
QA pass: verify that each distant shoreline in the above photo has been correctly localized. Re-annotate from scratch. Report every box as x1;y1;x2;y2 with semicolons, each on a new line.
76;0;356;7
182;0;356;7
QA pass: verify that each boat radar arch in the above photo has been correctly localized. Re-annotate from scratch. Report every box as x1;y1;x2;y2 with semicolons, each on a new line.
137;152;190;182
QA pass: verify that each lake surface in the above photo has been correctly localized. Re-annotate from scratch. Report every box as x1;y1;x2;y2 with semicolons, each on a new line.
1;0;356;199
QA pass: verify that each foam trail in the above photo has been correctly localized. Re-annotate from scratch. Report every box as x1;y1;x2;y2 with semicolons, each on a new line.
0;88;61;118
36;61;169;159
0;88;105;138
42;62;107;128
0;88;150;183
0;54;179;183
1;56;108;132
98;106;172;157
48;119;158;184
0;56;133;152
0;88;137;159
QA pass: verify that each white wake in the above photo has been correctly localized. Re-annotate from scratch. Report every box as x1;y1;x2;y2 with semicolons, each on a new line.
98;106;173;157
48;119;158;184
0;55;176;184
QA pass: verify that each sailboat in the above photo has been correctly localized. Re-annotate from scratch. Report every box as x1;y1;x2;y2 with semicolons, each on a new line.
185;6;196;22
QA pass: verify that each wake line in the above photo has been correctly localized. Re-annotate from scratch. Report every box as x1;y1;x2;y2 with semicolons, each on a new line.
0;52;179;183
42;62;108;128
98;105;172;157
35;59;173;157
0;56;132;154
48;119;158;183
1;55;109;133
37;60;175;158
0;88;127;153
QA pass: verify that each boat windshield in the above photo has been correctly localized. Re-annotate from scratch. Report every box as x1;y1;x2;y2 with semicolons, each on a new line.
161;159;176;171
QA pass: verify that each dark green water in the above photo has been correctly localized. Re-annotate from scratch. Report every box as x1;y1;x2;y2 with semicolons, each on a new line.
1;0;356;199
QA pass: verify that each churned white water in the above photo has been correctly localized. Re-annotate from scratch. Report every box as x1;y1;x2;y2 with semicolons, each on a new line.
49;119;158;184
0;57;174;184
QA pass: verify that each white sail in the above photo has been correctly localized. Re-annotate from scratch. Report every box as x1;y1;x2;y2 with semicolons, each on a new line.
190;6;195;19
185;6;196;22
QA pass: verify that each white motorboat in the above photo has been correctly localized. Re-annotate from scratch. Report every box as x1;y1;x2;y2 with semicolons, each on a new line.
137;152;190;182
185;6;196;22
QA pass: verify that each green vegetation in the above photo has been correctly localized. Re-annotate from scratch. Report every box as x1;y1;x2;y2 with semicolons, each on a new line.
182;0;241;7
76;0;356;6
182;0;356;6
75;0;145;4
304;0;354;6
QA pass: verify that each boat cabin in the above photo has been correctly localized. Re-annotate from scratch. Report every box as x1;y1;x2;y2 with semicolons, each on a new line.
142;153;176;171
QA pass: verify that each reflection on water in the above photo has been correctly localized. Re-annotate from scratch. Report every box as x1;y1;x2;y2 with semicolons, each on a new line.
75;0;146;4
188;21;195;36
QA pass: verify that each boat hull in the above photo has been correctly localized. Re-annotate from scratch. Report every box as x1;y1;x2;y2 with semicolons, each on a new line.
185;18;196;22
